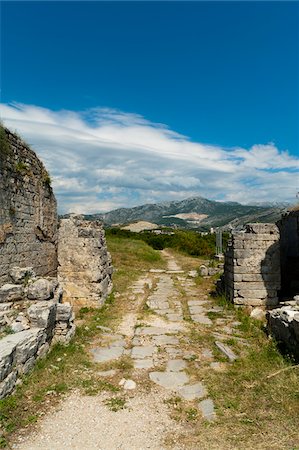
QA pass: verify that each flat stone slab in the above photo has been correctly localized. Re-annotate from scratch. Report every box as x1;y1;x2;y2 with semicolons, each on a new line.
131;345;156;359
134;359;154;369
189;306;205;314
90;346;124;363
149;371;189;389
152;335;179;346
187;300;209;306
165;347;183;357
97;369;117;377
166;359;186;372
177;382;207;400
215;341;238;361
135;327;168;336
198;398;216;421
191;315;213;325
166;313;183;322
149;269;166;273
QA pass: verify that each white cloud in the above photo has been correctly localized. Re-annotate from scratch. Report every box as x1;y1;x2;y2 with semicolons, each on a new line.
0;102;298;213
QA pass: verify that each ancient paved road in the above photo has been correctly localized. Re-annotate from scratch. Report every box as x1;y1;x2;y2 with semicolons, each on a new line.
13;251;242;450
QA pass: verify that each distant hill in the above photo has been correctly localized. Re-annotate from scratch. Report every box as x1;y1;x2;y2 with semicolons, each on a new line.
82;196;288;230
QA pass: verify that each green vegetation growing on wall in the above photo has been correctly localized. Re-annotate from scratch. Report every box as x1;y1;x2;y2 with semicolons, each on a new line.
0;125;11;157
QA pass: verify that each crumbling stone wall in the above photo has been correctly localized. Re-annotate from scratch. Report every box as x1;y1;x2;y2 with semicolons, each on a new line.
0;127;57;285
224;223;280;307
277;209;299;297
58;216;113;308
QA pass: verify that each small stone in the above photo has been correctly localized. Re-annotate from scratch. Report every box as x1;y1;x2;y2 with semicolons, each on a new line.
250;308;265;321
90;346;124;363
133;359;154;369
215;341;238;362
199;265;209;277
123;379;136;390
131;346;156;359
178;382;207;400
198;398;216;421
149;371;189;390
166;359;186;372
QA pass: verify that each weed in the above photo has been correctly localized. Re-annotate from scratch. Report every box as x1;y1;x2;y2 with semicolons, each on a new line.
104;396;126;412
186;407;198;421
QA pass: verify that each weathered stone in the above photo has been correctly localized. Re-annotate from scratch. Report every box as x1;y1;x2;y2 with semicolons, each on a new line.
9;267;35;284
198;398;216;421
56;303;73;322
133;359;154;369
166;359;186;372
131;346;156;359
58;217;113;307
27;278;54;300
199;265;209;277
178;382;207;400
27;302;57;330
215;341;238;362
0;284;23;302
0;370;17;399
90;346;124;363
149;371;189;389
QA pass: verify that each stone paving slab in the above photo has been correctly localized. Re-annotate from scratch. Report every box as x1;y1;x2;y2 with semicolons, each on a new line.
166;359;186;372
166;313;183;322
133;359;154;369
187;300;210;306
151;335;179;346
178;382;207;400
131;345;156;359
189;306;205;314
215;341;238;361
149;371;189;389
191;315;213;325
90;346;124;363
198;398;216;421
135;327;168;336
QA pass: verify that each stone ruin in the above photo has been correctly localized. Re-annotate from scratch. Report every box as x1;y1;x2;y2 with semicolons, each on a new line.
222;212;299;360
0;127;113;398
58;216;113;308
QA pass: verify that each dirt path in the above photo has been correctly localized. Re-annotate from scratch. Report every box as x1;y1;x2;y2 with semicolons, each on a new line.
13;252;243;450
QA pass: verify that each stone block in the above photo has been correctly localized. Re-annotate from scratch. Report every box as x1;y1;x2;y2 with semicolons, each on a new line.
27;302;57;330
27;278;54;300
56;303;73;322
9;266;35;284
0;284;24;302
0;370;17;399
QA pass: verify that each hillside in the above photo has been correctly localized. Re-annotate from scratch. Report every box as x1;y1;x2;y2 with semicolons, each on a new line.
85;196;287;230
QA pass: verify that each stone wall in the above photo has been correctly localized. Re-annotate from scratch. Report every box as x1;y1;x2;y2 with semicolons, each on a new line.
0;127;57;285
58;216;113;308
277;209;299;297
267;298;299;361
223;223;280;307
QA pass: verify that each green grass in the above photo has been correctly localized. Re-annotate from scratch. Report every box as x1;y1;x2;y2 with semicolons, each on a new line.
106;235;166;293
104;396;127;412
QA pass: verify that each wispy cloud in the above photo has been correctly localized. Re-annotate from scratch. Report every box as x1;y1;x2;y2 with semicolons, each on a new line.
0;102;298;213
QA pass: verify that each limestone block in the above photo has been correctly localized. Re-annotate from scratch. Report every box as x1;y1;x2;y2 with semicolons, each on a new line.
0;370;17;399
9;266;35;284
27;302;57;330
27;278;54;300
200;265;209;276
0;284;24;302
21;356;36;375
56;303;73;322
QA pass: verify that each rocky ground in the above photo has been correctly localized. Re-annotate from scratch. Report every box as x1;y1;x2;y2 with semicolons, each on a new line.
10;251;288;450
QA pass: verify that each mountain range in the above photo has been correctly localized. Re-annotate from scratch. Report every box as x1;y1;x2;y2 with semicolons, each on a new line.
83;197;290;230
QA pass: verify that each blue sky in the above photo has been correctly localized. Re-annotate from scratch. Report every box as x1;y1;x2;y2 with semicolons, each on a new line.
1;1;298;213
